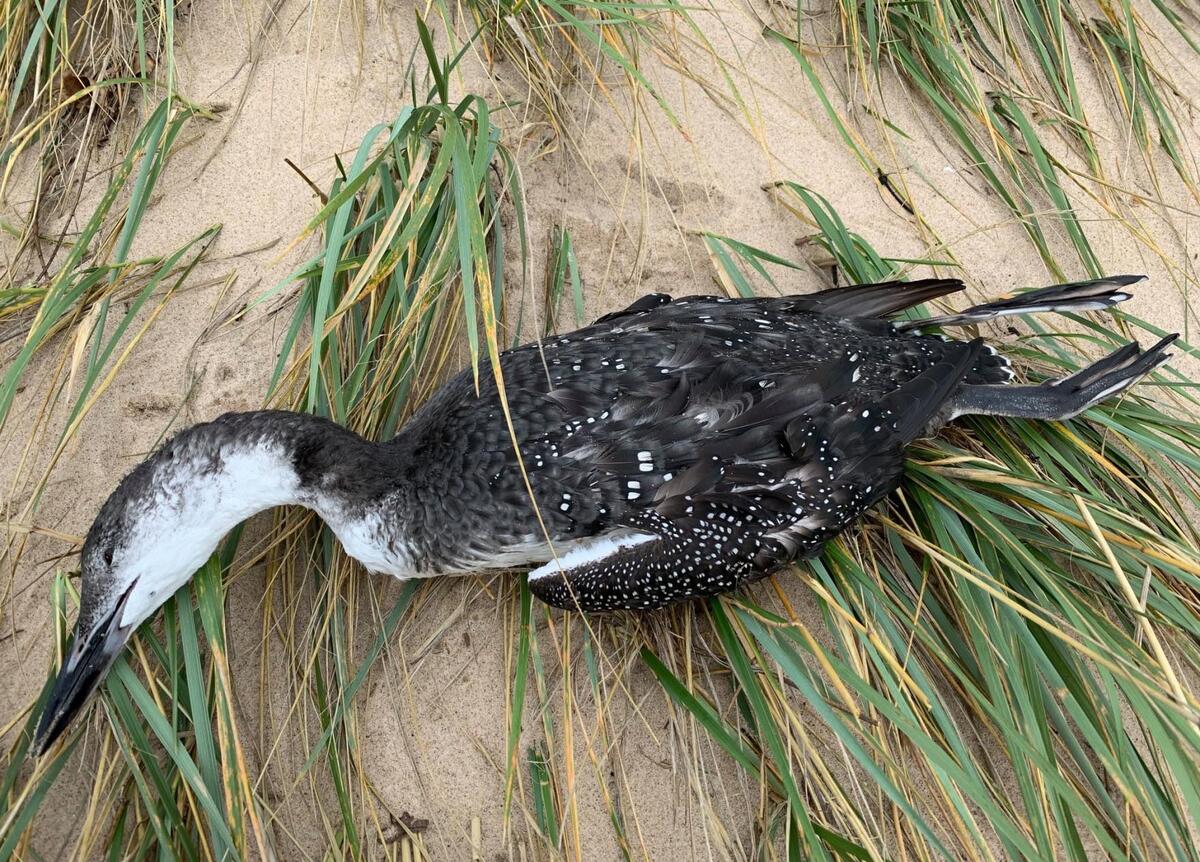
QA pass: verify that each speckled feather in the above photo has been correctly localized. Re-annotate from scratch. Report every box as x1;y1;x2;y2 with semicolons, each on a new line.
379;281;994;607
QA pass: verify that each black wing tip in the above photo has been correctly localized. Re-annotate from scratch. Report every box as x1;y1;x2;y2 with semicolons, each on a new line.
1146;332;1180;369
593;293;674;325
1027;273;1146;291
798;277;967;320
905;276;966;291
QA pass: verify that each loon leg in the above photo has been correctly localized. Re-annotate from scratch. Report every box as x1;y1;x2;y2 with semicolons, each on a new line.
897;275;1143;332
949;335;1177;421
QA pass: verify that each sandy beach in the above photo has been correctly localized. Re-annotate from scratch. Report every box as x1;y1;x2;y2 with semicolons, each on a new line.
2;0;1198;857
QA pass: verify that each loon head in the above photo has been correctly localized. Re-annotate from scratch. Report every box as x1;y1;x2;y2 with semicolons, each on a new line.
32;412;315;755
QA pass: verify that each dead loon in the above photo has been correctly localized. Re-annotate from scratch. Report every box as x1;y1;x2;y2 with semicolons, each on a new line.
32;274;1176;754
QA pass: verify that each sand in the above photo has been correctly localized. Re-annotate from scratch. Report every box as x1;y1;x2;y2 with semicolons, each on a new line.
2;0;1198;857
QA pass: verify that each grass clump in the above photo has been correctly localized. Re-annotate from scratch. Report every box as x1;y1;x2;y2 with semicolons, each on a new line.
1;0;177;272
0;96;217;517
643;184;1200;859
5;28;521;859
457;0;681;128
253;32;525;858
268;54;519;420
774;0;1200;287
446;0;761;177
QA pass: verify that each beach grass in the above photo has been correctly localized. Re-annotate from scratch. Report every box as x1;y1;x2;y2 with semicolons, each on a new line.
651;183;1200;858
777;0;1200;291
252;25;529;857
2;0;1200;859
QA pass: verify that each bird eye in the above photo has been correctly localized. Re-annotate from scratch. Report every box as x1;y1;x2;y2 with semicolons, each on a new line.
103;548;114;567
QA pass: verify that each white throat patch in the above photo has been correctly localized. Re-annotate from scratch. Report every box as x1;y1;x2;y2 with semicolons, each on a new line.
118;444;303;629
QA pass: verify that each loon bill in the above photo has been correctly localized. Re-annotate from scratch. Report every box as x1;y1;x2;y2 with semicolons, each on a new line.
32;275;1176;754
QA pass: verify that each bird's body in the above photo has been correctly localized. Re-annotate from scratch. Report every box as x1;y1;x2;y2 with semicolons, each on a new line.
349;288;1008;590
32;274;1177;752
392;290;1001;570
93;275;1171;611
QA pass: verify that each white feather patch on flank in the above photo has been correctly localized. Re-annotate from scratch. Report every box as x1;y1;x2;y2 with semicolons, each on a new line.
528;531;657;581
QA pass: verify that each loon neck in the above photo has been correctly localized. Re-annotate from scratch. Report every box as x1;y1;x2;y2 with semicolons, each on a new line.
154;410;405;565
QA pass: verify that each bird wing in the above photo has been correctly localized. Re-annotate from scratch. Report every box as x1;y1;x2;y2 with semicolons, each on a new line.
592;292;674;324
791;278;964;319
527;339;983;610
591;280;966;328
